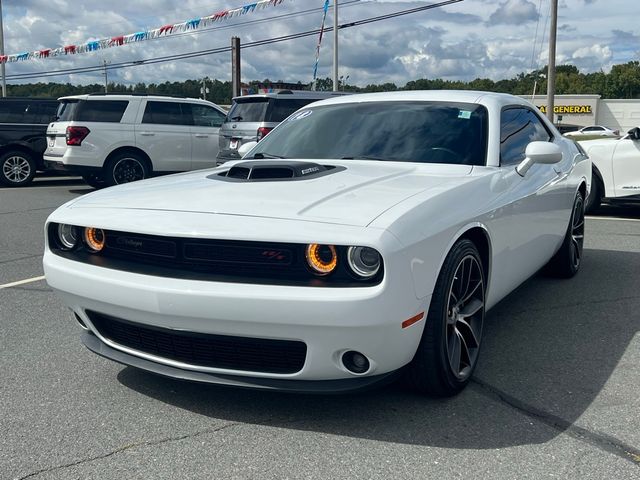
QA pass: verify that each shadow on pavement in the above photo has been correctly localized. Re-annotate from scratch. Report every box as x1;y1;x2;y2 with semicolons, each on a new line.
592;203;640;219
117;248;639;449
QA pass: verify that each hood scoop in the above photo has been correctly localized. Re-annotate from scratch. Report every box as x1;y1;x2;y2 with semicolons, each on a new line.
216;161;343;182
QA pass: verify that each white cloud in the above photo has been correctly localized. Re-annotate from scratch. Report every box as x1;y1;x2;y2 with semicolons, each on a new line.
1;0;637;87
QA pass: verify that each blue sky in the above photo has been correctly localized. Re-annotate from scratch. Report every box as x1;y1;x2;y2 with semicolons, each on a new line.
3;0;638;86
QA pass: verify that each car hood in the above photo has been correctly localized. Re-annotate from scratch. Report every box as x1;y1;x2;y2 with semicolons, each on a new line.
69;160;474;227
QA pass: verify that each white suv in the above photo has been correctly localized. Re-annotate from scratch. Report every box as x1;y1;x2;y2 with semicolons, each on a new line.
44;94;227;187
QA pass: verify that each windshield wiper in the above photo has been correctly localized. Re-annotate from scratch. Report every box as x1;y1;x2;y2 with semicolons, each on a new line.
253;152;286;159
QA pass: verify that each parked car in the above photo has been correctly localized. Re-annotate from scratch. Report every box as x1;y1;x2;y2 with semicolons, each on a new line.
0;97;59;187
216;90;351;164
564;125;620;138
554;123;582;135
44;93;227;187
581;126;640;213
44;91;590;396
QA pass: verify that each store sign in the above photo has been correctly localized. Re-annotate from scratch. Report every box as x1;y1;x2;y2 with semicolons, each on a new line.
538;105;593;115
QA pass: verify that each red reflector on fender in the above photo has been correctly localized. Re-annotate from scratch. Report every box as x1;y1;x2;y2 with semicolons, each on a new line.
402;312;424;329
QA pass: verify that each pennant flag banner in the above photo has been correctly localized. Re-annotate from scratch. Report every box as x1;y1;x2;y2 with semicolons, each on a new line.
0;0;288;64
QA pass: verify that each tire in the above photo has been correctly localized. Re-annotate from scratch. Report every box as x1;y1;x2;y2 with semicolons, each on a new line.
104;152;149;187
584;177;601;214
0;151;36;187
545;190;585;278
82;174;106;189
405;239;486;396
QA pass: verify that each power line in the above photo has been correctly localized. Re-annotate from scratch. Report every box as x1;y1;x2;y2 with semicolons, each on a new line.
6;0;463;81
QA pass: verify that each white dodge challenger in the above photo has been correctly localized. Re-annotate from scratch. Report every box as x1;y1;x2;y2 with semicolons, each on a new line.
43;91;591;396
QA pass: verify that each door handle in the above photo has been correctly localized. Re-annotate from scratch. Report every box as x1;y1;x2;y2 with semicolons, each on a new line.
139;132;155;136
194;134;208;138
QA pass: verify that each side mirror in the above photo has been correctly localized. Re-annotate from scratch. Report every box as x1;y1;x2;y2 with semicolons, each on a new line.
516;141;562;177
238;141;258;158
626;127;640;140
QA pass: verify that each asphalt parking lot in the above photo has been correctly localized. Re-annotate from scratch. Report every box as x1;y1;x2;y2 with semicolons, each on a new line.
1;177;639;479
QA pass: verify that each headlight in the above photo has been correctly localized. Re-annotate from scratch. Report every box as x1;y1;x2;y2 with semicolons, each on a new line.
305;244;337;275
56;224;79;250
84;227;105;252
347;246;381;278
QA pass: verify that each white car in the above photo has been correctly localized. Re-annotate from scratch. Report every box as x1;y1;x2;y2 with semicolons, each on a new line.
564;125;620;138
581;127;640;213
44;94;227;187
43;91;590;396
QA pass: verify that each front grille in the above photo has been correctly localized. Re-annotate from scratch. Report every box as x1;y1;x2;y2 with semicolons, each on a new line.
87;311;307;374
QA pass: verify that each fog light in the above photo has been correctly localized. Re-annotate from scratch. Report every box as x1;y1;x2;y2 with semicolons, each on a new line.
342;350;370;374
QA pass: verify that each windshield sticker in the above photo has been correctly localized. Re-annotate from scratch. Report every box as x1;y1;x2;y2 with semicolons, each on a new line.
289;110;313;121
458;110;472;119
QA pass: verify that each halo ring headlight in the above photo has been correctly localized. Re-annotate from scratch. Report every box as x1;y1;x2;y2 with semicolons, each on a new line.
84;227;105;252
305;244;337;275
57;224;78;250
347;246;381;278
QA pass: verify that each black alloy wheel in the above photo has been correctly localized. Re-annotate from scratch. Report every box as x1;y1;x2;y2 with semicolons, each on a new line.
405;239;485;396
545;190;585;278
105;152;149;186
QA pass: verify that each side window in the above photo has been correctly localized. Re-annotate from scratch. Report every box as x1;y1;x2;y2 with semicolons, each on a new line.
500;107;551;166
192;105;226;127
76;101;128;123
142;101;191;126
267;99;314;122
0;101;30;123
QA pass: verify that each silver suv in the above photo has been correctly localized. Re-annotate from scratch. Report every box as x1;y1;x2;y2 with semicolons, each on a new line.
217;90;350;164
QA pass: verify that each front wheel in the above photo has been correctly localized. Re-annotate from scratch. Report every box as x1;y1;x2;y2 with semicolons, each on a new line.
104;152;149;187
0;151;36;187
405;239;486;396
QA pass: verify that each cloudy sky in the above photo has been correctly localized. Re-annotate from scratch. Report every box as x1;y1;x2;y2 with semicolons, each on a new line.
2;0;638;87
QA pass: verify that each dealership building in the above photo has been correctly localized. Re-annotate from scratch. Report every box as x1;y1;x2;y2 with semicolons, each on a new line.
525;95;640;133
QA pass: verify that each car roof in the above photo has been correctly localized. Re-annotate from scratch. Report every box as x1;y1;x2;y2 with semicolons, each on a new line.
233;90;351;101
57;93;216;105
302;90;535;110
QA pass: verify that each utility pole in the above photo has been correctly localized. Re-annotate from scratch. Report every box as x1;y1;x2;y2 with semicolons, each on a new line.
546;0;558;122
332;0;338;92
0;0;6;97
103;59;109;93
231;37;241;98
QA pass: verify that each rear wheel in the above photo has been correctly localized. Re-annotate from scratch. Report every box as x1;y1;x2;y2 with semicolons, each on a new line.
104;152;149;186
585;176;601;214
0;151;36;187
545;190;585;278
405;239;485;396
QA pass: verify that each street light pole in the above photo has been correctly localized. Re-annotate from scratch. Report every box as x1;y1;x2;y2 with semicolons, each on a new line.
0;0;6;97
546;0;558;122
332;0;338;92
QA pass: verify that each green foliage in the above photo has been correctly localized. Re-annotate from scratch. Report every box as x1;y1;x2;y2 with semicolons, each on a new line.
5;61;640;101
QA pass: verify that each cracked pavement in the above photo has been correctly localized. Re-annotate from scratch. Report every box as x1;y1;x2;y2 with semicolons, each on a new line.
1;179;639;479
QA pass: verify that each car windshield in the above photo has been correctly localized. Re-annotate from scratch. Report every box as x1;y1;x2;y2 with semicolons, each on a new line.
250;101;489;166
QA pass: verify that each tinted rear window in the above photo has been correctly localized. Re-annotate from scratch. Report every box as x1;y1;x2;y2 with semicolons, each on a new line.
226;99;268;123
0;101;31;123
266;99;315;122
76;100;128;122
56;101;79;122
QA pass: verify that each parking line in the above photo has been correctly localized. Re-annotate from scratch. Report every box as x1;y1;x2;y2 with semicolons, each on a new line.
0;275;46;290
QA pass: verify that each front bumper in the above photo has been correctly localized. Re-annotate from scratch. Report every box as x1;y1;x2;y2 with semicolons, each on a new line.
44;251;428;388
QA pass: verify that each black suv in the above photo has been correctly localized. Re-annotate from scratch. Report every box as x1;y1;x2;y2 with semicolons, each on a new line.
0;97;59;187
